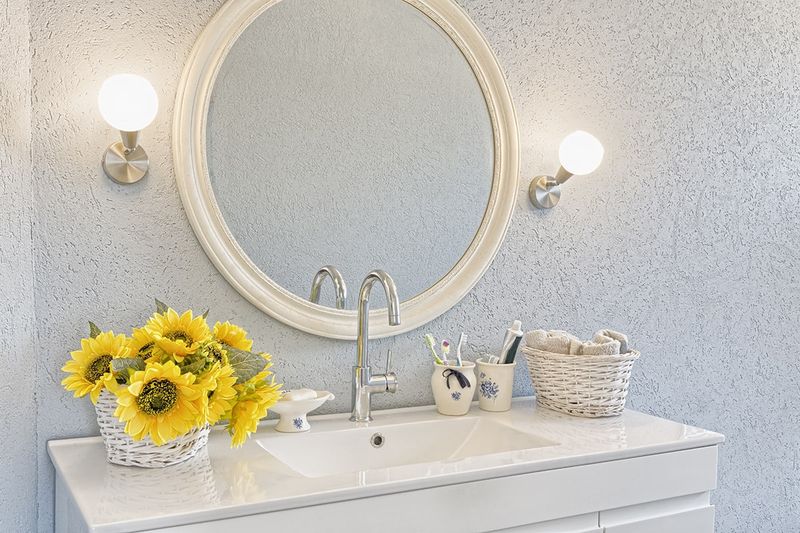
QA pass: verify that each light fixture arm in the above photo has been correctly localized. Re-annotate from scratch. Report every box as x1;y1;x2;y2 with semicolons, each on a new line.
119;130;141;152
554;165;574;185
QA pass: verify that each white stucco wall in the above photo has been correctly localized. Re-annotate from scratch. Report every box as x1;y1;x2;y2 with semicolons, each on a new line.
0;0;36;531
0;1;797;531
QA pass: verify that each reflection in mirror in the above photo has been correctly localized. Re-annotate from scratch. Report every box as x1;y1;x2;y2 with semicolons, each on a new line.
206;0;494;309
309;266;347;310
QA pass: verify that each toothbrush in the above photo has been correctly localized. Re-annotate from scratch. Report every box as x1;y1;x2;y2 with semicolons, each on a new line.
455;333;465;366
441;339;451;365
424;334;444;364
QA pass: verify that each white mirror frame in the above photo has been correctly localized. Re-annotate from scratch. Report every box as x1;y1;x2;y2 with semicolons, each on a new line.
174;0;519;340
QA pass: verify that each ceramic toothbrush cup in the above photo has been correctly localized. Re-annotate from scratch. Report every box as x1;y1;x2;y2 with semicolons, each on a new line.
431;361;476;416
476;357;516;412
270;391;334;432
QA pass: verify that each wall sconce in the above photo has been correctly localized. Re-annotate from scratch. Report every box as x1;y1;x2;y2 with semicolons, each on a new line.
529;130;605;208
98;74;159;184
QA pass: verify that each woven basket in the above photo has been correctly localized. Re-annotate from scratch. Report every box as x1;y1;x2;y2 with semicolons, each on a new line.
523;347;640;418
95;389;210;468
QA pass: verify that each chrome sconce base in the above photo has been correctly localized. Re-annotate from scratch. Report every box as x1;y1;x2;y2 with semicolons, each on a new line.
529;166;574;209
102;130;149;184
529;175;562;209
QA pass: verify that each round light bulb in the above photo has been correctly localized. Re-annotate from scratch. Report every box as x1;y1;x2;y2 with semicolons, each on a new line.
98;74;158;132
558;130;604;176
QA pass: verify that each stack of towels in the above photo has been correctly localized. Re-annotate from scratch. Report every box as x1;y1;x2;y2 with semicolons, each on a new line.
525;329;630;355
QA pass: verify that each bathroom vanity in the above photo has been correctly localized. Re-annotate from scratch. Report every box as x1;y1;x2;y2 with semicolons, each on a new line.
49;398;723;532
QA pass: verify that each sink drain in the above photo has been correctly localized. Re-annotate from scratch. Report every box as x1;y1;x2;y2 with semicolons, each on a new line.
370;432;385;448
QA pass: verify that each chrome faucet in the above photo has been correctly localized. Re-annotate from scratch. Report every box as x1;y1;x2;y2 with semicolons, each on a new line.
309;265;347;309
350;270;401;422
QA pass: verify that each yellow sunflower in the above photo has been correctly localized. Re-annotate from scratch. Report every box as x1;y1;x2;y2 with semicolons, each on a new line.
114;361;209;446
102;371;125;396
213;321;253;351
145;309;211;362
62;331;130;403
199;363;238;425
126;327;162;361
227;353;282;447
200;340;229;368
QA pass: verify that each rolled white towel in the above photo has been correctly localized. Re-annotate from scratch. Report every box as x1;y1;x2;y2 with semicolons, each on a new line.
594;329;629;354
525;329;581;355
580;334;621;355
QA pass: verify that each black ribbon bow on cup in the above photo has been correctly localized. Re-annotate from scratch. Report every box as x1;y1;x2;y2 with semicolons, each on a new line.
442;368;471;390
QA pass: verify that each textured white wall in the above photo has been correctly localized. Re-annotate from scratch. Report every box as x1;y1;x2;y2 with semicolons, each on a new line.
208;0;494;306
0;0;795;532
0;0;36;531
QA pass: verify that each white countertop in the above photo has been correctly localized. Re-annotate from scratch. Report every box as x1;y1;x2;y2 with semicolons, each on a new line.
48;398;724;532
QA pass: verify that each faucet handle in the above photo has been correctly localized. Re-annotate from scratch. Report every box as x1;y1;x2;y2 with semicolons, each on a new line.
384;349;398;393
385;349;393;374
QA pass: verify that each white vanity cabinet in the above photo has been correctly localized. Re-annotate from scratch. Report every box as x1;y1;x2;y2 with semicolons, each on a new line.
49;399;723;533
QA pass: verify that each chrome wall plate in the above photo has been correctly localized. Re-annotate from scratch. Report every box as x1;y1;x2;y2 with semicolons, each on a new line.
529;175;561;209
102;142;149;184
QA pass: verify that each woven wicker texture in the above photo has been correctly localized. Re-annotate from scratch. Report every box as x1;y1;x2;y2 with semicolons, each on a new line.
522;347;640;418
95;390;210;468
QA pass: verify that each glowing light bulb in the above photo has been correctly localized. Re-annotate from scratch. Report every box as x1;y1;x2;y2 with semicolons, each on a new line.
98;74;158;132
558;130;604;176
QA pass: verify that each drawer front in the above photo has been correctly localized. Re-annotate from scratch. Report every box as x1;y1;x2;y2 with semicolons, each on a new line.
602;506;715;533
493;513;601;533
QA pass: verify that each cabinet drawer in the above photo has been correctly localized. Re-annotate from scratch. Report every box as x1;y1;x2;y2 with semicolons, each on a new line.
602;505;715;533
493;513;601;533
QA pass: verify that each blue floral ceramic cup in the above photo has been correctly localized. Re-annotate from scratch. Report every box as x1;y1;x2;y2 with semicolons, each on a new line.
476;357;516;412
431;361;476;415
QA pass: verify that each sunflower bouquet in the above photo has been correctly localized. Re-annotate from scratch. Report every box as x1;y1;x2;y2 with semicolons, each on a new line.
62;300;282;452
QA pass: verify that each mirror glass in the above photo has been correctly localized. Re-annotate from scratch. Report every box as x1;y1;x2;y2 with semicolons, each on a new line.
206;0;494;309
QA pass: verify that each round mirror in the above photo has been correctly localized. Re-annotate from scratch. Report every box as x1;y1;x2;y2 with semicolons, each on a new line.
175;0;518;339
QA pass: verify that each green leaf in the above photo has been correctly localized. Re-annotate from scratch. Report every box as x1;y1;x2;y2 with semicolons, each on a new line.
180;356;207;376
201;309;209;319
88;322;102;338
227;348;267;383
111;358;146;374
155;299;169;314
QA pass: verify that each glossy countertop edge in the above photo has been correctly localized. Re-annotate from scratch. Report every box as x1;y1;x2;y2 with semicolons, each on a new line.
47;397;725;533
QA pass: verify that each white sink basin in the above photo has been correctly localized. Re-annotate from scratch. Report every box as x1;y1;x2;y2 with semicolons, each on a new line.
257;416;556;478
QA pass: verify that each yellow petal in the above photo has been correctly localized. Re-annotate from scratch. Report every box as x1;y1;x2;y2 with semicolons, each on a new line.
128;381;144;396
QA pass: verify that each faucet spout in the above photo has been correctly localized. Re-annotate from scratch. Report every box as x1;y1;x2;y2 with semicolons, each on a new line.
356;270;400;368
351;270;401;422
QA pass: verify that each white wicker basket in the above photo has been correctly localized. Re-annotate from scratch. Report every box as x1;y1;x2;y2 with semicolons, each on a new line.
95;389;210;468
522;347;640;418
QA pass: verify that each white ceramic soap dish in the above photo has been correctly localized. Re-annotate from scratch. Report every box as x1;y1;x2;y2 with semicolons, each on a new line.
271;390;334;432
